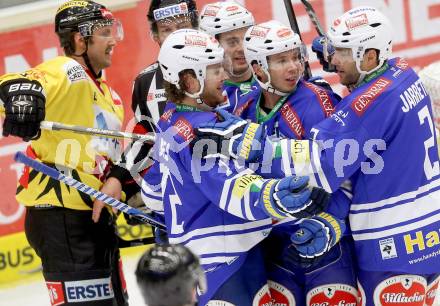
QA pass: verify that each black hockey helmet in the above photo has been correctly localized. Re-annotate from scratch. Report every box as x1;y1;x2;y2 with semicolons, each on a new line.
55;1;117;36
135;244;206;306
147;0;198;33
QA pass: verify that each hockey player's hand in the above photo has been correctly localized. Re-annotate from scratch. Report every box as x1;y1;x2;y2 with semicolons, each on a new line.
0;79;46;141
194;109;266;161
285;212;345;268
311;36;336;73
93;177;122;223
259;176;329;220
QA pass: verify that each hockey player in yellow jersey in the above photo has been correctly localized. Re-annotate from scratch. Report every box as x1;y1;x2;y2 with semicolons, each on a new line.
0;1;128;305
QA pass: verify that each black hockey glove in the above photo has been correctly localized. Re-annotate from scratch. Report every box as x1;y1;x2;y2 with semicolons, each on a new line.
1;79;46;141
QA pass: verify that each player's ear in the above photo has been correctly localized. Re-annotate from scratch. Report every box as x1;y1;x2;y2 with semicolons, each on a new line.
73;32;86;54
252;62;267;82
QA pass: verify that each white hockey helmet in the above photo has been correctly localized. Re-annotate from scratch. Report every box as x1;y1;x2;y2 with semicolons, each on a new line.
199;1;254;36
327;6;393;75
158;29;224;99
243;20;306;96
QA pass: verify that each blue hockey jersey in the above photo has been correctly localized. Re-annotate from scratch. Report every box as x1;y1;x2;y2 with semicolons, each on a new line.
234;80;352;220
142;103;284;303
217;77;258;113
277;58;440;273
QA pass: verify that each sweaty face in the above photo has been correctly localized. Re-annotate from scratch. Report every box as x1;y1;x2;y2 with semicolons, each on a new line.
154;15;193;45
331;48;360;86
87;25;118;72
267;48;304;93
218;27;250;78
201;63;227;107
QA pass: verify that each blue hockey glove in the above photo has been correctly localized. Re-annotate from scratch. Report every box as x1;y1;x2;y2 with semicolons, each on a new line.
194;109;266;161
312;36;336;73
259;176;329;220
285;212;346;268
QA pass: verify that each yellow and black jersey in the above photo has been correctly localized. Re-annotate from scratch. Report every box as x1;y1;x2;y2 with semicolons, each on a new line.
0;56;124;210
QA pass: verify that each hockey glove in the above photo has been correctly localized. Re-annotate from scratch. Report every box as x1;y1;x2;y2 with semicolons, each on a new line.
0;79;46;141
259;176;329;220
285;212;346;268
311;36;336;73
194;109;266;161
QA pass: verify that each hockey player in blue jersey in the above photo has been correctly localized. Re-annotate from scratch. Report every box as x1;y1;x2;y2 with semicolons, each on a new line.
143;28;331;305
198;20;358;305
194;6;440;306
198;1;257;112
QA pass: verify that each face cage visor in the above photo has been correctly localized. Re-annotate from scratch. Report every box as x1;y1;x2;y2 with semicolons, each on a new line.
78;18;124;41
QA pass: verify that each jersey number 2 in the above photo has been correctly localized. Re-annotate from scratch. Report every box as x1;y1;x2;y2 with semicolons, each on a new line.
419;105;440;180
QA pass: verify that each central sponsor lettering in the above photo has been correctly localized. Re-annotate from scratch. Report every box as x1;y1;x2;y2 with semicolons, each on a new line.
65;277;114;302
351;77;392;116
304;82;335;117
403;228;440;254
374;275;426;306
280;103;304;138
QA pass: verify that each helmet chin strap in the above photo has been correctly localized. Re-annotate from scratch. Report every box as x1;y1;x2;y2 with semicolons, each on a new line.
353;49;384;87
255;69;291;97
74;37;101;79
182;79;213;111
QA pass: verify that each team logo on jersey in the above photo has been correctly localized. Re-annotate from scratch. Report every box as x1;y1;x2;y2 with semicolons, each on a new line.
345;13;369;31
252;284;273;306
46;281;65;306
395;58;409;70
160;108;175;122
379;237;398;260
268;280;296;306
425;276;440;305
373;275;426;305
351;77;392;116
250;26;270;38
307;283;358;306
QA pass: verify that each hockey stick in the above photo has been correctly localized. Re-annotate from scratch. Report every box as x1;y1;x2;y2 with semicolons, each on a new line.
14;152;166;231
300;0;336;72
300;0;325;36
283;0;312;80
40;121;155;143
